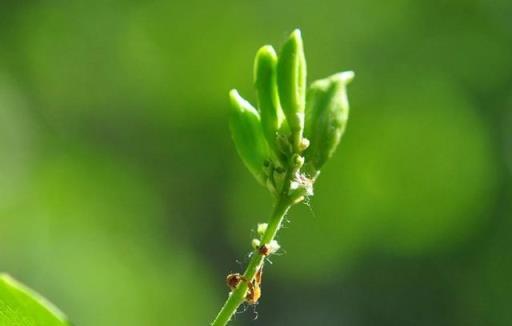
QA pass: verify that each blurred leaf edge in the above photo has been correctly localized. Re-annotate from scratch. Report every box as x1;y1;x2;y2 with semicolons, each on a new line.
0;273;70;326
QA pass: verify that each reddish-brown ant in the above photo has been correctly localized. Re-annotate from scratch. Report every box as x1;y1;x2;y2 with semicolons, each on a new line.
226;265;263;305
258;244;270;256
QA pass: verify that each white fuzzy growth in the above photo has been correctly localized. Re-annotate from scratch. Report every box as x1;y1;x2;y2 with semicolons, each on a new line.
267;240;281;254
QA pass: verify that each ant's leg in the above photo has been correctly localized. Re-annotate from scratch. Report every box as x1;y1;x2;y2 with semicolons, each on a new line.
251;303;259;320
255;266;263;285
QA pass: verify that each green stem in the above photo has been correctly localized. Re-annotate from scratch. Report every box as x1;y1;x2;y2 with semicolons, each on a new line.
210;196;292;326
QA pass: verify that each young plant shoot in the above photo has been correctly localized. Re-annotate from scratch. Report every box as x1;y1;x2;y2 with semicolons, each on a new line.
211;29;354;326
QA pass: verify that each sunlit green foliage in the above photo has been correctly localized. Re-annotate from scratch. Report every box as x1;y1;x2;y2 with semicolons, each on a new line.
0;274;69;326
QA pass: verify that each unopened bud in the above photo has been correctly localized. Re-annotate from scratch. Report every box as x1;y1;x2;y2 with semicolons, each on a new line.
277;29;307;152
291;154;304;169
299;138;310;152
257;223;268;236
254;45;286;161
304;71;354;173
252;238;261;250
229;89;271;186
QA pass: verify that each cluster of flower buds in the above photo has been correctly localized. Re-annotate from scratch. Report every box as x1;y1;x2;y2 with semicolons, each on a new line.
229;29;353;202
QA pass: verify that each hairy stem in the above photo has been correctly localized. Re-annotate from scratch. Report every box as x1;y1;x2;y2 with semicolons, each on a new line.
210;195;292;326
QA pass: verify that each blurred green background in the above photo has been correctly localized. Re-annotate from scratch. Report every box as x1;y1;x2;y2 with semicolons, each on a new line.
1;0;511;325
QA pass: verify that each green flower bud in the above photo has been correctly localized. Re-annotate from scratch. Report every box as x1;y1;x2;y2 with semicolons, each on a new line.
254;45;285;161
229;89;270;186
252;238;261;250
304;71;354;174
277;29;307;152
257;223;268;236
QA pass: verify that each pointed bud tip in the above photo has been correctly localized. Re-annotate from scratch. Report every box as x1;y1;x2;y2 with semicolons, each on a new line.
229;89;255;114
287;29;303;48
333;71;355;85
229;89;242;110
291;28;302;40
229;88;240;99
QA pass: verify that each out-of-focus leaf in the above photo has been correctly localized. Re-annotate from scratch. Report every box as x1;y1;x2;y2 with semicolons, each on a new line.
0;274;70;326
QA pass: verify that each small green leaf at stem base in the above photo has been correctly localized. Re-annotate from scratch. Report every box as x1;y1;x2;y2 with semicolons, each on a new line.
0;273;70;326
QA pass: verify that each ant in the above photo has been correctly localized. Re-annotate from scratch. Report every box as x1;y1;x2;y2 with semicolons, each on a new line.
258;244;270;256
226;265;263;305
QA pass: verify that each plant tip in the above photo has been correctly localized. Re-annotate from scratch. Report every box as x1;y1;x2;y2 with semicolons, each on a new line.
257;223;268;236
229;88;239;99
252;239;261;250
291;28;302;39
333;71;355;84
258;45;277;56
